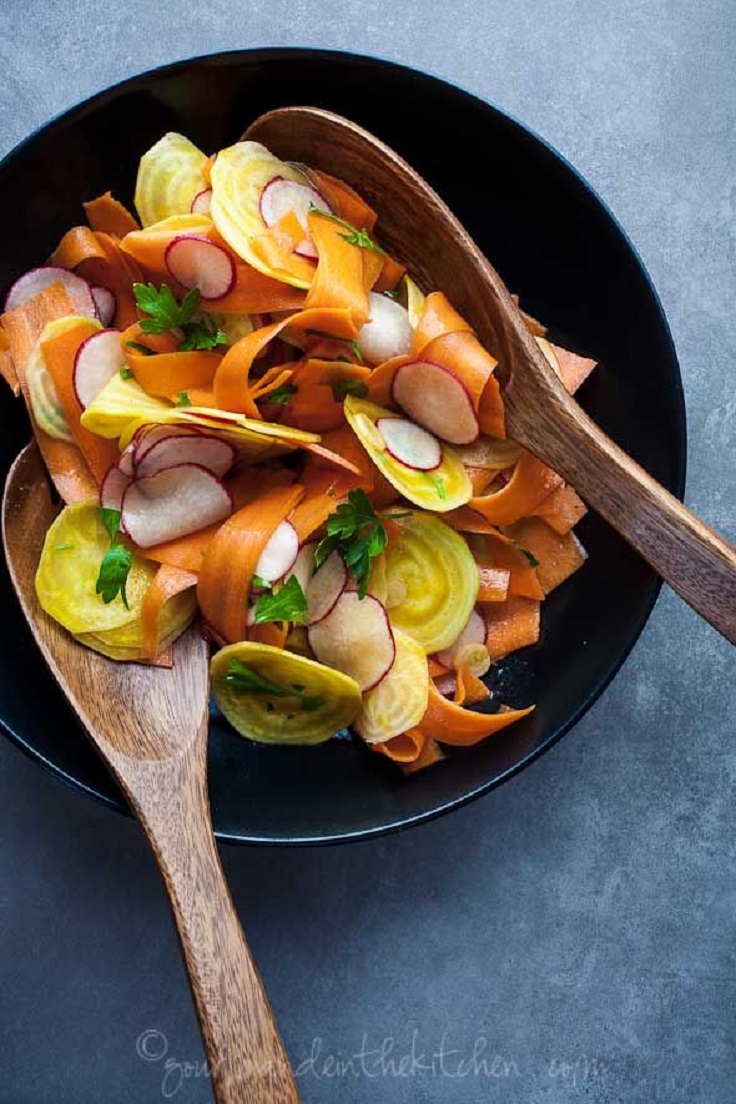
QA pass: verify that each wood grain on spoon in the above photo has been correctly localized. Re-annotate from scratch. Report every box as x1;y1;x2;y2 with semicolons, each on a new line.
2;444;299;1104
245;107;736;643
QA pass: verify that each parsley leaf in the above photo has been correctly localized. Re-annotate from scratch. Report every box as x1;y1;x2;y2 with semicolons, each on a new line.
252;574;272;591
96;544;132;608
100;507;121;543
133;283;227;351
308;205;385;256
314;490;389;598
260;383;297;405
119;365;134;380
253;576;308;625
305;329;363;363
226;657;324;712
331;378;368;402
179;317;228;352
426;475;446;500
175;392;192;407
517;545;540;568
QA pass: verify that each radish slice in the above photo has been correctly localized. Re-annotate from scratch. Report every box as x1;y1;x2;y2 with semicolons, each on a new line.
121;464;233;548
434;673;457;698
131;423;202;464
287;542;316;595
4;266;97;317
136;434;236;478
376;417;442;471
254;520;299;584
91;286;116;326
118;447;136;477
357;292;412;366
259;177;331;259
164;235;236;300
306;551;348;624
392;360;479;445
436;607;487;669
100;464;132;512
308;591;396;692
190;187;213;215
73;329;126;408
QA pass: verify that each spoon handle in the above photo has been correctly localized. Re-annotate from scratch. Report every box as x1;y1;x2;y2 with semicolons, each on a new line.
505;382;736;643
121;744;300;1104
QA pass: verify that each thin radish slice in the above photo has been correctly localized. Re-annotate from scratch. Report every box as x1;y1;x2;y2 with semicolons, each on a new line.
73;328;126;408
136;434;236;478
118;447;136;478
306;551;348;624
436;607;487;669
4;266;97;317
287;542;316;595
100;464;132;512
190;187;212;215
357;292;412;366
259;177;331;260
91;286;116;326
121;464;233;548
392;360;479;445
308;591;396;692
164;235;236;300
254;520;299;584
434;673;458;698
376;417;442;472
131;423;202;465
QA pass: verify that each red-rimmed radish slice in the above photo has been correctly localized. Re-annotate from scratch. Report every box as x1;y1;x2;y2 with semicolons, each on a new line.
376;417;442;472
190;187;212;215
392;360;479;445
73;328;126;408
436;607;487;669
306;551;348;624
91;286;116;326
164;235;236;300
259;177;331;260
136;434;236;478
4;266;97;317
131;423;202;466
287;542;315;595
118;447;136;478
121;464;233;548
99;464;132;512
357;292;412;366
308;591;396;692
254;520;299;584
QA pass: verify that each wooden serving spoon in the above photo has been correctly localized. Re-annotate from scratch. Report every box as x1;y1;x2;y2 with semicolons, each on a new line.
244;107;736;643
2;444;299;1104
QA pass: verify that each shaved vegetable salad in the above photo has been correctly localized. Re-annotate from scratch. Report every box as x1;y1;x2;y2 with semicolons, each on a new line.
0;130;595;772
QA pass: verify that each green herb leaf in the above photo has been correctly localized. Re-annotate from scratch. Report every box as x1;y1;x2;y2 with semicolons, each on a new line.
54;542;74;552
517;545;540;568
305;329;363;363
260;383;297;405
314;489;389;599
124;340;154;357
100;507;121;543
179;317;228;352
134;283;227;351
95;544;132;608
382;288;400;300
331;378;368;403
308;205;385;256
175;392;192;407
253;576;308;625
226;657;324;713
119;365;134;380
431;476;447;501
252;574;272;591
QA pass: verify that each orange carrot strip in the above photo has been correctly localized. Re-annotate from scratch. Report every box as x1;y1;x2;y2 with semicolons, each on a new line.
477;565;511;602
140;564;197;660
454;663;491;706
307;169;378;232
411;292;472;357
531;484;587;535
479;530;544;600
468;451;563;527
418;681;533;746
41;320;120;483
504;517;587;596
51;226;107;270
249;623;289;648
76;232;143;329
428;656;448;678
289;492;336;543
304;210;370;329
364;354;407;406
284;358;370;432
84;192;139;238
421;329;503;436
300;424;374;497
466;465;497;495
249;211;317;286
144;524;222;573
127;348;222;398
210;264;307;315
374;253;406;292
551;343;596;395
197;484;305;643
373;728;426;763
0;345;19;395
302;442;362;475
401;734;445;774
482;596;541;662
1;286;97;501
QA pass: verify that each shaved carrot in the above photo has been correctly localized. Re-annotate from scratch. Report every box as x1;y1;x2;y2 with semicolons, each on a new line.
41;320;120;483
249;623;289;648
144;524;221;573
477;565;511;602
374;253;406;292
411;291;472;356
249;210;316;285
304;210;372;329
127;347;222;398
466;465;497;495
301;424;374;497
284;358;370;432
364;354;406;406
207;263;306;315
197;484;305;643
470;530;544;600
51;226;107;270
1;285;97;502
401;734;445;774
454;663;491;706
467;451;563;527
307;168;378;232
482;596;541;662
504;517;587;596
550;342;596;395
373;728;426;763
76;232;142;329
140;564;197;660
418;680;533;746
0;347;19;395
289;492;336;543
531;484;587;534
84;191;139;238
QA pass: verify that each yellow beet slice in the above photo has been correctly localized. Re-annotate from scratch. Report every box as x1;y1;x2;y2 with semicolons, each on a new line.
134;133;208;227
75;586;196;661
211;642;362;746
354;629;429;744
384;510;479;653
26;316;101;441
344;395;472;512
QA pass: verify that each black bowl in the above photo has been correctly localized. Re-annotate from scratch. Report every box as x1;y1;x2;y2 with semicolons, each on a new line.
0;49;685;844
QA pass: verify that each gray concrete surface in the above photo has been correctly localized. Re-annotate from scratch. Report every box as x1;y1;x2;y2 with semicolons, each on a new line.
0;2;734;1101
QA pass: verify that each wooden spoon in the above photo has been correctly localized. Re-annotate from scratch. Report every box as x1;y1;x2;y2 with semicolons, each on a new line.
244;107;736;643
2;444;299;1104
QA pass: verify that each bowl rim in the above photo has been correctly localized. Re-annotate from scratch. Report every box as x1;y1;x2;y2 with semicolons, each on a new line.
0;46;687;845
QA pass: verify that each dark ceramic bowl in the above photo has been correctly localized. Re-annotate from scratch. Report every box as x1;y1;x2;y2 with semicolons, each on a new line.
0;49;685;844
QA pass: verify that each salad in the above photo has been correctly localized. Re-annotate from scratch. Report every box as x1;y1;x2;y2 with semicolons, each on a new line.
0;131;594;772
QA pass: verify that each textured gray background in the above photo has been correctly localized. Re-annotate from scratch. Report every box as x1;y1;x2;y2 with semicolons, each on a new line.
0;2;734;1102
